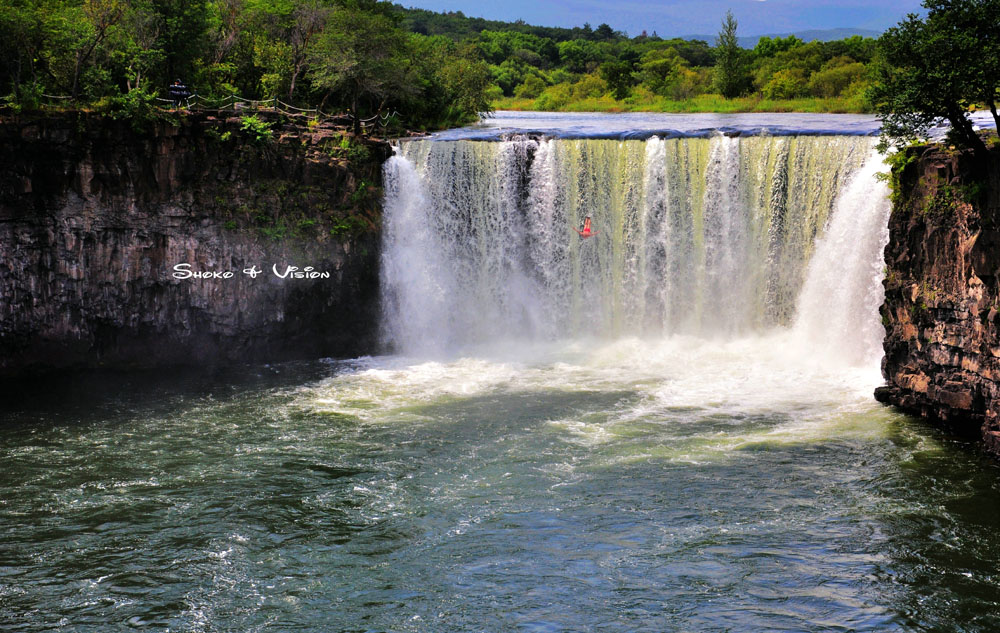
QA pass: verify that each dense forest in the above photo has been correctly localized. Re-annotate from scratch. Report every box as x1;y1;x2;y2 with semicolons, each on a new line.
0;0;494;129
0;0;883;129
400;7;877;113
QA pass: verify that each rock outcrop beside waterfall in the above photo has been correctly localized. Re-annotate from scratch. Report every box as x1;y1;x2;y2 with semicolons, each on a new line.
0;112;389;375
875;144;1000;453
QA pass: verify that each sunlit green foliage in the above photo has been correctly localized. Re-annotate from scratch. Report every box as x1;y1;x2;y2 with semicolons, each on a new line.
714;11;750;99
869;0;1000;154
637;46;685;97
0;0;896;123
599;60;635;100
309;8;410;133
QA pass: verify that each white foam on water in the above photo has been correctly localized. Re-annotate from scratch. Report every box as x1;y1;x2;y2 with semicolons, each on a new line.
308;134;895;455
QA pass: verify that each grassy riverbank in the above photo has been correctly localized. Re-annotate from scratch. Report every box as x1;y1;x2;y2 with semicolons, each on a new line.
493;93;869;114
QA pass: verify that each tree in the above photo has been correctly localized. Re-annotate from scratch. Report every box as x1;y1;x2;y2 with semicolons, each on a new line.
477;31;557;67
208;0;243;66
309;8;411;134
402;35;493;127
557;39;605;73
599;60;634;100
435;44;494;121
807;57;866;98
514;74;546;99
153;0;211;87
925;0;1000;139
287;1;330;99
713;10;748;99
637;46;686;96
0;3;47;100
752;35;803;60
70;0;127;99
594;23;614;41
869;0;1000;155
761;68;806;99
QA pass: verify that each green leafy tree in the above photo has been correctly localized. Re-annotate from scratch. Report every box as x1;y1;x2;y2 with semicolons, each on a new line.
154;0;210;88
69;0;128;99
0;2;48;103
752;35;803;60
823;35;876;64
113;1;165;93
713;10;748;98
286;1;331;100
751;40;824;94
477;30;557;67
869;0;1000;154
599;60;634;100
514;74;546;99
557;39;605;73
400;35;492;127
637;46;686;96
435;44;494;122
571;73;606;98
491;58;536;96
925;0;1000;139
807;57;866;98
309;7;411;133
658;38;714;67
594;23;614;41
762;68;806;99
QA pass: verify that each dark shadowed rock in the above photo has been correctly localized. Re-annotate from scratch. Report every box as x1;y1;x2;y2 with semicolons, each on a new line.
0;111;391;375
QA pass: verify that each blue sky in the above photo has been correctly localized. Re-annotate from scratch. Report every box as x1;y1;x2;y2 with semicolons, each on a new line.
400;0;925;37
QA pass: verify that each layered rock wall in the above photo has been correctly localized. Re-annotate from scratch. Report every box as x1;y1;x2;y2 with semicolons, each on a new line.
876;144;1000;453
0;111;390;374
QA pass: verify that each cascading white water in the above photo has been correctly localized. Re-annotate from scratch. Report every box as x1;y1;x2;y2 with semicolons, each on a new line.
381;134;887;363
793;152;892;365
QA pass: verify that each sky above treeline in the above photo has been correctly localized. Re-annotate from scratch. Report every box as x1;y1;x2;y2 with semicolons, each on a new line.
400;0;925;37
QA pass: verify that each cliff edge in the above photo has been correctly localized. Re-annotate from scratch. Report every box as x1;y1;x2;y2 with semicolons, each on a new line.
0;111;391;375
876;143;1000;453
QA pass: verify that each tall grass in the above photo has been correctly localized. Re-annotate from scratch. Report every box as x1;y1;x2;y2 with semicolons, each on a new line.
492;93;871;114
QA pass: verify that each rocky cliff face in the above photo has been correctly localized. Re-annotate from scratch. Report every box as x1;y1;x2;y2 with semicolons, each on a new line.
0;111;391;375
875;144;1000;453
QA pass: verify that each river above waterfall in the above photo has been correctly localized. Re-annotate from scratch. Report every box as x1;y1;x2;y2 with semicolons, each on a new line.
426;109;999;141
4;116;1000;631
430;110;884;140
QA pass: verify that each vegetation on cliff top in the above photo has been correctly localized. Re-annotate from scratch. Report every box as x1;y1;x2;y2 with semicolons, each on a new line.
0;0;492;131
1;0;882;123
869;0;1000;155
3;0;998;124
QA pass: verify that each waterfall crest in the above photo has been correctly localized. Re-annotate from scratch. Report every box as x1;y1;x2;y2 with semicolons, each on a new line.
381;135;887;361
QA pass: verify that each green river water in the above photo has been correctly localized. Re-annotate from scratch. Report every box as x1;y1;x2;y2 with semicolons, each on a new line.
3;337;1000;632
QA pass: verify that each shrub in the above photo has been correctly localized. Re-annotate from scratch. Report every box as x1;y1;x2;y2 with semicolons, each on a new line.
762;69;807;99
239;114;273;144
106;87;170;132
514;75;547;99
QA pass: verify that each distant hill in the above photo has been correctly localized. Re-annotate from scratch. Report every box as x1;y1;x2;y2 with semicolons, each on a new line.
683;28;882;47
393;5;883;49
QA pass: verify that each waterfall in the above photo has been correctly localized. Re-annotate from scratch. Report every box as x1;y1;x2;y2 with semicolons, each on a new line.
381;134;885;361
793;151;892;365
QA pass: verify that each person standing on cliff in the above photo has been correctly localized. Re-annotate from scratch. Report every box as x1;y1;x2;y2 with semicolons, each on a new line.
167;79;191;108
